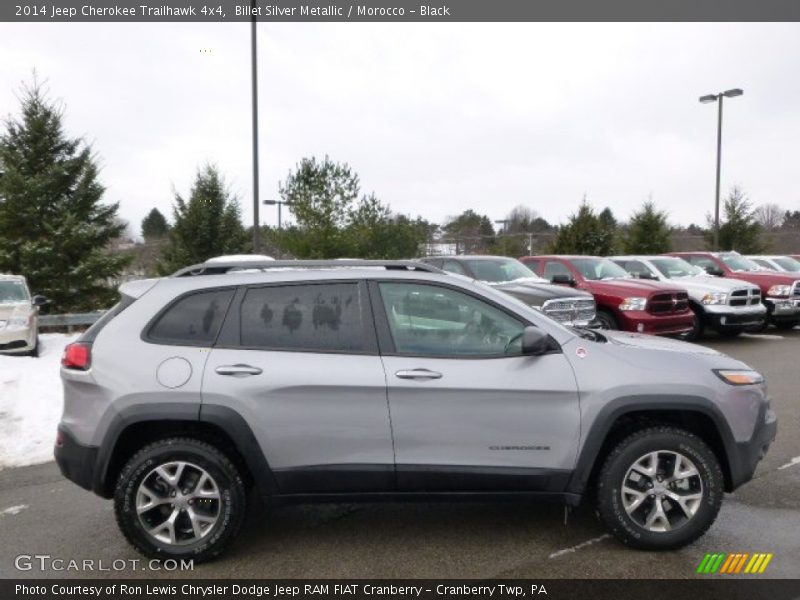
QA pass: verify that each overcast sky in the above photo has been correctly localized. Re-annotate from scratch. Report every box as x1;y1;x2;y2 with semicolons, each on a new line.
2;22;799;235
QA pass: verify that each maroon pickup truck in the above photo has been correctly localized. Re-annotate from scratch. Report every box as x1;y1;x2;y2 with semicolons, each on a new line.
520;255;694;336
669;251;800;330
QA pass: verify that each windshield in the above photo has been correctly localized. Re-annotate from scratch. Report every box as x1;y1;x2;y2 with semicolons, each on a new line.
649;257;703;279
719;254;764;272
0;280;30;303
774;257;800;272
465;258;543;283
570;258;631;281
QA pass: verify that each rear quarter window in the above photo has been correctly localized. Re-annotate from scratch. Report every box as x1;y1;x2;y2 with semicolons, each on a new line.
146;288;235;346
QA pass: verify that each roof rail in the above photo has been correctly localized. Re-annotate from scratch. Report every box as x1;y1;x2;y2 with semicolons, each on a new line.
171;259;443;277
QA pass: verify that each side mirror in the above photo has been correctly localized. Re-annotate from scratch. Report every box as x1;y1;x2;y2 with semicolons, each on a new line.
32;295;48;307
551;274;575;285
705;266;724;277
636;272;658;280
521;326;552;356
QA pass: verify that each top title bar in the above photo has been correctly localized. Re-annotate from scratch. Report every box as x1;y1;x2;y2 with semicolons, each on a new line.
4;0;800;22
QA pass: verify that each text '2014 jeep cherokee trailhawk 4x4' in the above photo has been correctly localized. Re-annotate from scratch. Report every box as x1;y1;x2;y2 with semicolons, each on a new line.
56;260;777;562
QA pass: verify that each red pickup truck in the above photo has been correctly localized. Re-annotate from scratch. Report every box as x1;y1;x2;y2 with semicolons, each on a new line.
669;251;800;330
520;255;694;336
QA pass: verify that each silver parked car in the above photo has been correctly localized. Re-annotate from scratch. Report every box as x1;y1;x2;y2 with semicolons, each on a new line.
0;274;47;356
610;256;766;340
56;259;776;561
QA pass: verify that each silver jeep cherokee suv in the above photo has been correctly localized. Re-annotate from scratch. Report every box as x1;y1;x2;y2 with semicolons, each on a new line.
55;260;777;562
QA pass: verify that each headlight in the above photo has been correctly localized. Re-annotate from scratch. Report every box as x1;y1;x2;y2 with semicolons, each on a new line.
713;369;764;386
7;316;30;328
701;292;728;305
619;297;647;311
767;285;791;297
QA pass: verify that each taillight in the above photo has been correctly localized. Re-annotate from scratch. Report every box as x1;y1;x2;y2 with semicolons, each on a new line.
62;342;91;370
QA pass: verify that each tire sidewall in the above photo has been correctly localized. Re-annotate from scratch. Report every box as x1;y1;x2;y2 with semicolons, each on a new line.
599;431;723;550
115;440;244;561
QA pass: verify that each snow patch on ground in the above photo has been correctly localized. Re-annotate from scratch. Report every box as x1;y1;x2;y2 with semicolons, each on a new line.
0;504;29;516
0;333;77;469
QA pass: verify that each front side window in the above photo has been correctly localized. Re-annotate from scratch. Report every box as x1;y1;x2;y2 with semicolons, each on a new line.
544;261;573;281
649;258;702;279
240;283;367;353
442;260;468;276
463;258;538;283
378;282;525;357
570;258;630;281
719;253;761;272
148;289;234;345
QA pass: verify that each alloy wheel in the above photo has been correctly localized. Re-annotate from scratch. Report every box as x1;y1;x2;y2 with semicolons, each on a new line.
621;450;704;532
136;461;221;545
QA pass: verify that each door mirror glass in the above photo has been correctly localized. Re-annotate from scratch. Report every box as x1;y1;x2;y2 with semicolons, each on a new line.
551;273;574;285
521;326;551;356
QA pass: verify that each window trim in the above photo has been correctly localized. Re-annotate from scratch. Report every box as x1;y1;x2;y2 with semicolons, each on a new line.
368;279;558;360
142;286;237;347
215;279;380;356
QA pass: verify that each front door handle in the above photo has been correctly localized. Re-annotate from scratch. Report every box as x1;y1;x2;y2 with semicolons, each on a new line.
215;364;263;377
395;368;443;380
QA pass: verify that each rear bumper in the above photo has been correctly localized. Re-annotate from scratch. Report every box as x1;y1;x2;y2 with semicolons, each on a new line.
54;426;98;493
615;310;694;336
728;403;777;491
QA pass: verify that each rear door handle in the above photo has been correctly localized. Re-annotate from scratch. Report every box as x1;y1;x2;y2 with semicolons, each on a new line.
395;369;443;380
215;364;263;377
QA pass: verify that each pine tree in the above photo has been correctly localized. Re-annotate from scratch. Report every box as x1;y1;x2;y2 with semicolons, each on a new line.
624;201;672;254
158;165;248;274
141;207;170;240
550;201;616;255
0;79;128;312
705;187;764;253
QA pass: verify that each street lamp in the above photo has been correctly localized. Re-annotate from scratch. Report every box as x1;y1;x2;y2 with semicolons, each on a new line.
263;199;292;229
699;88;743;251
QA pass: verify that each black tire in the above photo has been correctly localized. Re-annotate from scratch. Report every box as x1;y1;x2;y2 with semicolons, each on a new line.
593;309;619;331
114;437;246;563
774;320;799;331
681;306;705;342
596;426;723;550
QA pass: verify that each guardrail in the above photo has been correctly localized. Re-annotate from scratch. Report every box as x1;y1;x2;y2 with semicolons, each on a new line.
39;311;106;330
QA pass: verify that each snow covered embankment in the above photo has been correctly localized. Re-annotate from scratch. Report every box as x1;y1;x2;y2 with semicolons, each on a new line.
0;333;77;469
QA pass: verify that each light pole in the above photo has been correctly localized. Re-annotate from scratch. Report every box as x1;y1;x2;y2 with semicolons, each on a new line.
699;88;743;251
250;0;260;253
263;199;292;229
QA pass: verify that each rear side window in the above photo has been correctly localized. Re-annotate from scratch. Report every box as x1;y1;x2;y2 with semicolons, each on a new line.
80;294;135;343
147;289;234;346
239;283;368;353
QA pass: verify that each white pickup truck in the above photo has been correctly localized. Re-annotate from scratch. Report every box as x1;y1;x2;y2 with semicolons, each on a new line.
610;255;766;340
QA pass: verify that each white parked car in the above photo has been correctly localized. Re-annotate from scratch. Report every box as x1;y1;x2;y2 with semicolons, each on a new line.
610;256;766;340
0;274;47;357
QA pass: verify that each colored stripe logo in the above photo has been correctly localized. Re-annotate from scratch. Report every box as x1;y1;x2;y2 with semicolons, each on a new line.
697;552;773;574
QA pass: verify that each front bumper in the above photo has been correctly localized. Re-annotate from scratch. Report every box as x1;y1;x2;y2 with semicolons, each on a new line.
54;426;98;493
0;326;35;354
616;310;695;336
727;401;777;491
704;304;767;331
765;296;800;322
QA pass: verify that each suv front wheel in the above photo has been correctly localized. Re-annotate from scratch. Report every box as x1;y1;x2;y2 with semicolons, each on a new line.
114;437;246;562
596;426;723;550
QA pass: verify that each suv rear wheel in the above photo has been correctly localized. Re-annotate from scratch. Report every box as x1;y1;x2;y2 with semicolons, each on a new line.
596;426;723;550
114;437;246;562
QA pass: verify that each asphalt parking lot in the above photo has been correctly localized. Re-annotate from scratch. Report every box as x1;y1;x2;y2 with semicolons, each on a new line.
1;329;798;580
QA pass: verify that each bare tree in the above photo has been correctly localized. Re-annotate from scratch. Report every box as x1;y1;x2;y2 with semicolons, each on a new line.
754;203;785;231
